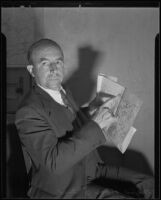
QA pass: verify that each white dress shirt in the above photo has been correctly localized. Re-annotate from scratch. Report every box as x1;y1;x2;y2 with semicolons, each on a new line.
37;84;66;106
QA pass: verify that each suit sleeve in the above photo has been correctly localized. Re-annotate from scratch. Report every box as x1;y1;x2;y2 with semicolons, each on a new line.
15;106;106;175
95;163;154;198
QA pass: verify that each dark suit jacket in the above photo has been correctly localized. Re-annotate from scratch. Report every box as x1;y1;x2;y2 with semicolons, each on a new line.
15;85;154;198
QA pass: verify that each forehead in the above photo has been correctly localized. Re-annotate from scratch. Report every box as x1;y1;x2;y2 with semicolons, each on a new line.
32;46;63;63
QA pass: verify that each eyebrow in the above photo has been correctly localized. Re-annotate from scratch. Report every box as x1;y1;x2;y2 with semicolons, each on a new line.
39;57;64;63
39;58;49;62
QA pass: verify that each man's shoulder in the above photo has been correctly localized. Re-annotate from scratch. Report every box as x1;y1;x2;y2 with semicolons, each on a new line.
15;92;44;122
16;88;42;112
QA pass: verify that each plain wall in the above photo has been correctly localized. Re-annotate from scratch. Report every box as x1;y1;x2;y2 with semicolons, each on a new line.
2;7;44;66
2;7;159;174
43;7;159;173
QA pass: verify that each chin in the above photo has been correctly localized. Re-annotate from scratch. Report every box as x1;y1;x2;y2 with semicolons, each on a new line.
48;84;61;91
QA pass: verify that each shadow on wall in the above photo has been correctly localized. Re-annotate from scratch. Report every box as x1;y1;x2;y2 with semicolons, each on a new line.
6;42;153;197
97;146;153;176
65;45;104;106
65;45;153;176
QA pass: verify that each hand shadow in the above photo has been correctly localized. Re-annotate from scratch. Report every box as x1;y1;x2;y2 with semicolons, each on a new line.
65;45;104;106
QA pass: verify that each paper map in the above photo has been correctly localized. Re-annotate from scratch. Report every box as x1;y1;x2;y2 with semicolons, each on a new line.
97;73;143;153
107;89;143;153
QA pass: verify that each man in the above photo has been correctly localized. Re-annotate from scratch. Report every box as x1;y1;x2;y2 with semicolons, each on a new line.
15;39;154;198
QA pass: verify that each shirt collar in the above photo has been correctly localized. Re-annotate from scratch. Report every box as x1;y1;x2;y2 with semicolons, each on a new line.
37;84;66;106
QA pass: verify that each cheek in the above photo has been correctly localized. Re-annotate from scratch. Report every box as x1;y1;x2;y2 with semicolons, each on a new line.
60;66;65;78
37;69;49;85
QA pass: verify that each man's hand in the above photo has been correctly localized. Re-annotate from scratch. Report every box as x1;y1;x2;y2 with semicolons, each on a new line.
92;96;119;130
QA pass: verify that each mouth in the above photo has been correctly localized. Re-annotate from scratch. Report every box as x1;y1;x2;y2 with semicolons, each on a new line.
48;74;62;82
48;73;60;78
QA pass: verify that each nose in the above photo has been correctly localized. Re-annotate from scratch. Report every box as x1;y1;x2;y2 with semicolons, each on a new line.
49;63;57;73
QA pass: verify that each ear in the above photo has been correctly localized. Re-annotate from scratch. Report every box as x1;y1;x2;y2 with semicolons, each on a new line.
27;65;35;77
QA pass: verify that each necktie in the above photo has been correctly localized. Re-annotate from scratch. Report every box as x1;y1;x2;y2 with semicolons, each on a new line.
60;89;88;127
60;89;75;115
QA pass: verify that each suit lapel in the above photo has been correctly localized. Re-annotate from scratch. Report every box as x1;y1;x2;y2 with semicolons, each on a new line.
34;85;74;138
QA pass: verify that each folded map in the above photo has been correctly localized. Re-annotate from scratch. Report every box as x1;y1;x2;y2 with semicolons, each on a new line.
97;73;143;153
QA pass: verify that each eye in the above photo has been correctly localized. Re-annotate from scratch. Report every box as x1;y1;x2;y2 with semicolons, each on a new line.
56;60;64;66
41;61;49;66
54;60;60;65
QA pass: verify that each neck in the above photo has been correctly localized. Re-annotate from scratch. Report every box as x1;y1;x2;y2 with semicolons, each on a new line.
37;83;62;92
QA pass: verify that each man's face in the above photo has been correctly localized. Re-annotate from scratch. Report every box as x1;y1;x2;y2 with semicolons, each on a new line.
31;46;64;91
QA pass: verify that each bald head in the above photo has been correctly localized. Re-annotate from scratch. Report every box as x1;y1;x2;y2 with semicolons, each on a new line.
27;38;64;65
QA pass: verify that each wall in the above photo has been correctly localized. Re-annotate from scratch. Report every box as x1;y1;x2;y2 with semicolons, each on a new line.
2;8;45;197
2;7;44;67
43;7;159;173
2;7;159;174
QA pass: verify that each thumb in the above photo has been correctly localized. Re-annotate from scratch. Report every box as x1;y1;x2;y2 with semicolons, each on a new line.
103;117;118;131
109;116;118;124
102;117;118;141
